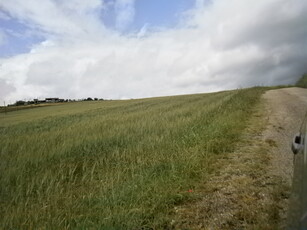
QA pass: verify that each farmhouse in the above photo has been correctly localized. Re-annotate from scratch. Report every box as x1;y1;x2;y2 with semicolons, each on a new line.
45;98;64;103
34;99;46;103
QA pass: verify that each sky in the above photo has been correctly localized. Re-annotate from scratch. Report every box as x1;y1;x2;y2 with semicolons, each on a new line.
0;0;307;104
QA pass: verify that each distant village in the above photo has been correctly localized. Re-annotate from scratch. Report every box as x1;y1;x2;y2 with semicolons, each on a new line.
9;97;104;106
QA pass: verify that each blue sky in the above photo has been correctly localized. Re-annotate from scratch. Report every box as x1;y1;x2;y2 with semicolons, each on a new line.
0;0;197;57
0;0;306;104
127;0;195;30
0;16;44;57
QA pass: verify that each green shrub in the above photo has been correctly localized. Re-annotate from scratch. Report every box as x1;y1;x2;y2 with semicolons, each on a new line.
296;73;307;88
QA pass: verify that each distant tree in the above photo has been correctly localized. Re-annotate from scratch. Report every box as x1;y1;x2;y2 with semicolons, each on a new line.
87;97;93;101
296;73;307;88
15;100;26;106
94;98;98;101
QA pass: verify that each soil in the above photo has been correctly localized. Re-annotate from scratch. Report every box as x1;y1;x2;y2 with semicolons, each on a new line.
263;87;307;184
173;87;307;230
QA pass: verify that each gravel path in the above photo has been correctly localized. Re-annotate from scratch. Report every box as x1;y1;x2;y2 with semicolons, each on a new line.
263;87;307;185
174;87;307;229
263;87;307;228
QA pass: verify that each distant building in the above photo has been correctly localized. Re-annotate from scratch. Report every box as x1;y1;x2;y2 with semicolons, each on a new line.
34;99;46;104
45;98;64;103
11;97;67;107
46;98;59;103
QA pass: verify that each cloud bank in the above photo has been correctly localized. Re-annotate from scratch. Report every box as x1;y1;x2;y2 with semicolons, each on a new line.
0;0;307;104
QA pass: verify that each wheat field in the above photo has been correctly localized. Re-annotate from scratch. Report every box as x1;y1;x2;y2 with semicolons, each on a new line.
0;88;265;229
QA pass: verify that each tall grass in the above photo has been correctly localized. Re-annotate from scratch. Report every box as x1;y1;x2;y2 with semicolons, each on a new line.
0;88;265;229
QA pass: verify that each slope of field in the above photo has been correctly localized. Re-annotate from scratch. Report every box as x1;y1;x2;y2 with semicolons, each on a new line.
0;88;265;229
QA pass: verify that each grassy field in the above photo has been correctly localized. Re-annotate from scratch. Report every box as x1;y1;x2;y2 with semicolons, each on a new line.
0;103;63;114
0;87;265;229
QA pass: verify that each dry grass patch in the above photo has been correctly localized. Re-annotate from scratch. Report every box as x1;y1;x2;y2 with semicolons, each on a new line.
173;99;290;230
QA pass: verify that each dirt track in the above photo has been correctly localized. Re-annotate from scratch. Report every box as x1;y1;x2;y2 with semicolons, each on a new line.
174;87;307;229
263;87;307;184
263;87;307;229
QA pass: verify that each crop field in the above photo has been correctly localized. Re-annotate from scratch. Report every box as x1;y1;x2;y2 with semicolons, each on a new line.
0;88;265;229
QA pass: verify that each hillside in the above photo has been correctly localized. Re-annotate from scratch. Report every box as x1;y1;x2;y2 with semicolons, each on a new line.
1;87;269;229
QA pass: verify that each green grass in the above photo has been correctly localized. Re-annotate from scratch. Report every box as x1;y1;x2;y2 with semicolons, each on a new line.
296;73;307;88
0;87;266;229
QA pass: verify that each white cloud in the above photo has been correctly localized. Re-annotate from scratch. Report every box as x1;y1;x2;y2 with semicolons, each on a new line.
195;0;208;8
115;0;136;31
0;0;105;39
137;23;149;38
0;0;307;104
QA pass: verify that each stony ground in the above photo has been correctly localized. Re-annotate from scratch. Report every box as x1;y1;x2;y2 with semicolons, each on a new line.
173;87;307;230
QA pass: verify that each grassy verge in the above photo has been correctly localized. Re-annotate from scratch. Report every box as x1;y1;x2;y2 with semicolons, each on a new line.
173;90;290;229
0;87;266;229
